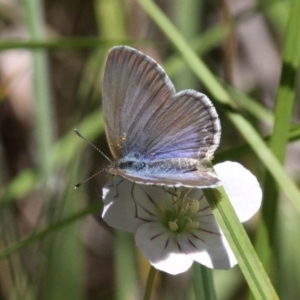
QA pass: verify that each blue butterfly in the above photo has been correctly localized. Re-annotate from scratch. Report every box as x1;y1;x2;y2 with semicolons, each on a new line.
102;46;221;188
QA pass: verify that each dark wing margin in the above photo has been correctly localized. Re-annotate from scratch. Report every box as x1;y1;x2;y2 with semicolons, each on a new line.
102;46;175;160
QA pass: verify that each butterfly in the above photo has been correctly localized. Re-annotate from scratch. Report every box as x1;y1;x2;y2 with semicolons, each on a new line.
102;46;221;188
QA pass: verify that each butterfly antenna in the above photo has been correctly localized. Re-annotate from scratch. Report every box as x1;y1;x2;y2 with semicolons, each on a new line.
74;169;106;189
74;128;112;164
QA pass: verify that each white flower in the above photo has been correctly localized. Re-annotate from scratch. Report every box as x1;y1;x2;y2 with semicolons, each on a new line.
102;161;262;275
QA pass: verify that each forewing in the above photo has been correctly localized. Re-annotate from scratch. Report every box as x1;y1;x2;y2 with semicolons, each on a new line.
102;46;175;159
115;169;221;188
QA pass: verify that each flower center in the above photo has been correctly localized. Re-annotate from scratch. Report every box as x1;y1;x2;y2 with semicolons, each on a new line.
159;190;201;233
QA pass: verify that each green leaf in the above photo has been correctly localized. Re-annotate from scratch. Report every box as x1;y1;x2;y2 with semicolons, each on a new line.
254;0;300;294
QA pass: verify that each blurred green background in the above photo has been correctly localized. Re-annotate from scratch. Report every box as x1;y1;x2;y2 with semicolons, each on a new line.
0;0;300;299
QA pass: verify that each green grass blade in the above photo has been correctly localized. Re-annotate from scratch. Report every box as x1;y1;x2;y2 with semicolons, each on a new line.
261;0;300;243
261;0;289;35
0;37;141;50
115;232;139;300
193;264;216;300
172;0;203;90
224;85;274;126
143;266;156;300
23;0;55;183
215;122;300;162
42;162;85;300
0;202;102;260
164;23;229;79
251;1;300;296
203;187;279;300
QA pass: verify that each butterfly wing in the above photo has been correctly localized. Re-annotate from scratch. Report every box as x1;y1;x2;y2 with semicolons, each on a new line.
139;89;220;161
114;168;221;188
102;46;175;160
102;46;220;163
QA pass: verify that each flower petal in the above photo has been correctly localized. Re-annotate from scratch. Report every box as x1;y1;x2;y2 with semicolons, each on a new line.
178;230;237;269
102;177;169;232
102;177;144;232
215;161;262;222
135;222;193;275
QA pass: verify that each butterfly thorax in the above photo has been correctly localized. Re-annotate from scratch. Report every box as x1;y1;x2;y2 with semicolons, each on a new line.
117;157;203;174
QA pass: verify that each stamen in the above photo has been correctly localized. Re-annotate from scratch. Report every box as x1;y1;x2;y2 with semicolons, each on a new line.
177;203;184;213
168;220;178;231
189;200;200;213
185;221;200;230
158;204;166;214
